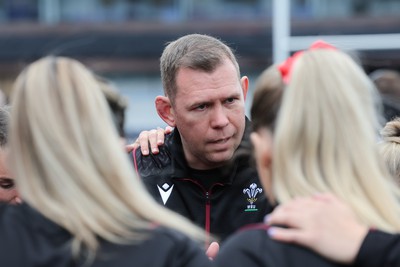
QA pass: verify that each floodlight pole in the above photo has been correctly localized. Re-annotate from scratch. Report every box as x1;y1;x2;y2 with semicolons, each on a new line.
272;0;291;64
38;0;60;24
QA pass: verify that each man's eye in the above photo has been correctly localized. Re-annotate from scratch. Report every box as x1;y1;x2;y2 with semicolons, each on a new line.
196;104;207;110
225;98;235;104
0;179;15;190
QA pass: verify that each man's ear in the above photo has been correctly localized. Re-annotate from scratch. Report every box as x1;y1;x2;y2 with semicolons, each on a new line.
240;76;249;101
155;96;176;127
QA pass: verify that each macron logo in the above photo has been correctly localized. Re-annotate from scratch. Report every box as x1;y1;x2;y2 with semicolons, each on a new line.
157;183;174;205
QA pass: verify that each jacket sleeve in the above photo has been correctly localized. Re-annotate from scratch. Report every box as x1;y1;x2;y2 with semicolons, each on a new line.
354;229;400;267
130;137;173;178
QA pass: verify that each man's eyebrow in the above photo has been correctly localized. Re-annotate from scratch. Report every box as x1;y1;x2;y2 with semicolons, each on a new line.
229;92;242;98
187;100;211;109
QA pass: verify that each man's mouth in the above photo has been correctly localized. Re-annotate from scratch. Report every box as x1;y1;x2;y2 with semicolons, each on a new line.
211;137;230;144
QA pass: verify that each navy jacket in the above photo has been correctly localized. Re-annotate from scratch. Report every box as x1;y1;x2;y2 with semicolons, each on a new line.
216;224;347;267
354;229;400;267
217;225;400;267
0;203;213;267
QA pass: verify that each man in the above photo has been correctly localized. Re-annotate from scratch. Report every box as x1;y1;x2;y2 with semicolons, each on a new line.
130;34;273;241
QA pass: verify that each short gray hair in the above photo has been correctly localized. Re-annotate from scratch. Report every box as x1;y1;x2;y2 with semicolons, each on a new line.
160;34;240;104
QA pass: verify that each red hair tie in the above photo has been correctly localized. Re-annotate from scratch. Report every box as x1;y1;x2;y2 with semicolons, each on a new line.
278;40;337;84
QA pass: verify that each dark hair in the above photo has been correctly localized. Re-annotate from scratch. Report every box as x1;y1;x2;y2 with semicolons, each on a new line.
96;76;128;138
235;64;284;166
250;65;284;132
160;34;240;104
369;69;400;122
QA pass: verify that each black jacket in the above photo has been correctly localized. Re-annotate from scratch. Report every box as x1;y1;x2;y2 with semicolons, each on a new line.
215;224;347;267
0;203;213;267
354;229;400;267
131;120;274;241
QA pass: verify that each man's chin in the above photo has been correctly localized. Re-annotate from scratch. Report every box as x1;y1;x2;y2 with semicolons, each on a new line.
208;150;234;165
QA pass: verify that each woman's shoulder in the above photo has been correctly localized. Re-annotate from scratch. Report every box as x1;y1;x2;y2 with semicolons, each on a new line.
0;202;65;234
97;226;214;267
0;203;70;266
153;226;215;267
0;203;31;234
218;224;270;255
216;223;344;267
146;226;206;255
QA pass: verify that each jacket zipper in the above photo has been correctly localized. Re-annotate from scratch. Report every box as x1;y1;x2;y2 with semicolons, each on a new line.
176;178;224;239
205;191;211;241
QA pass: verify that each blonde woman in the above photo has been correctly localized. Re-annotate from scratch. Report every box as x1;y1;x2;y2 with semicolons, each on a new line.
1;56;213;266
216;48;400;266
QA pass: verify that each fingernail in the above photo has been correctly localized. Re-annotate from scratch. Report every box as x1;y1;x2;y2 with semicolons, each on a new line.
264;214;271;224
143;150;149;155
267;227;276;237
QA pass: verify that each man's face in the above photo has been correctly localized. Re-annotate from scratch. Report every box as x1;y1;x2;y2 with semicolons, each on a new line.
172;59;248;170
0;148;18;204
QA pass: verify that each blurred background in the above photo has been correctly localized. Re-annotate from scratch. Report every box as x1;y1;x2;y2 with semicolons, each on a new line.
0;0;399;139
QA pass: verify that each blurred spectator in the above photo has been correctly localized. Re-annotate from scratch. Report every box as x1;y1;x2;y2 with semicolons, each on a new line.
369;69;400;122
96;75;128;143
0;106;19;204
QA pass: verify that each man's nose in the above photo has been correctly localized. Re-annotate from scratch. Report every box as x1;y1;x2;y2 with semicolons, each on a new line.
210;106;229;128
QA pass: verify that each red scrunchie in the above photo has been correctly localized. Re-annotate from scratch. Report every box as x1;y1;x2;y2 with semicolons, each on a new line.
278;40;337;84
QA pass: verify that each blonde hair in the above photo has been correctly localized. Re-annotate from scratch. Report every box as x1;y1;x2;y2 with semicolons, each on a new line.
272;49;400;232
379;117;400;184
9;56;205;258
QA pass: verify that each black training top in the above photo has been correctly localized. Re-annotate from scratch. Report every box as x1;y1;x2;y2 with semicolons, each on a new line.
131;119;274;241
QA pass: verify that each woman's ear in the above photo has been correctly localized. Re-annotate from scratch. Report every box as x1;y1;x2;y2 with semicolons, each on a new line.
155;96;176;127
250;130;272;170
250;129;274;202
